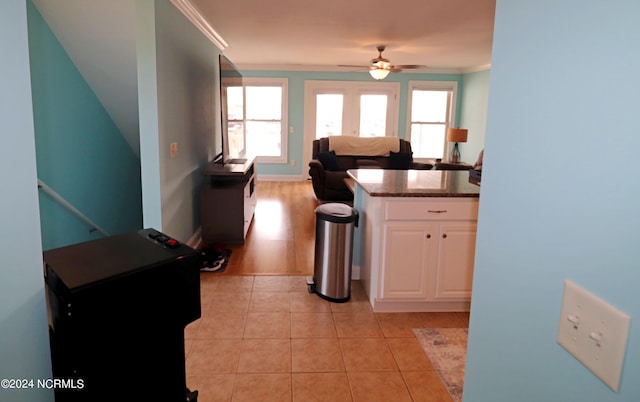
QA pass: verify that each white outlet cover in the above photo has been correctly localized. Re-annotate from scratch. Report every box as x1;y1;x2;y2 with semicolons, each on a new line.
557;279;631;392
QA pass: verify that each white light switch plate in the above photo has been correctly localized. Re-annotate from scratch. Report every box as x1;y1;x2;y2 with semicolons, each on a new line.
557;279;631;391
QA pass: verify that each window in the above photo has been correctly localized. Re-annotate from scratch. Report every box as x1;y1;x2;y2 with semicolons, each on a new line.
407;81;458;159
231;78;288;163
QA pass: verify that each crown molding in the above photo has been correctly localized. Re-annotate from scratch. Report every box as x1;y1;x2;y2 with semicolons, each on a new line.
235;63;466;75
170;0;228;50
460;64;491;74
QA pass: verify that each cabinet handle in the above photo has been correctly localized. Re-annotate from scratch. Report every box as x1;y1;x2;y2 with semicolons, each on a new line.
428;210;447;214
442;233;447;239
426;234;431;239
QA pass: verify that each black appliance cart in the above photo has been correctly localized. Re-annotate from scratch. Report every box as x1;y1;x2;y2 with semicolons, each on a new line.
43;228;201;401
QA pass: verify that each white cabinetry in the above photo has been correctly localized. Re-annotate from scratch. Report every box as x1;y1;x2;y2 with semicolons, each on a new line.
360;196;478;312
381;223;433;300
433;222;476;300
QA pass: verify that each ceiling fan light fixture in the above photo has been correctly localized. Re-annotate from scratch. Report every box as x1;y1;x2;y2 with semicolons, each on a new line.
369;68;390;80
371;59;390;69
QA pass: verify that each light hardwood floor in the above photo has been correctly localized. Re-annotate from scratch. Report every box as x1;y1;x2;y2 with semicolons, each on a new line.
220;180;321;276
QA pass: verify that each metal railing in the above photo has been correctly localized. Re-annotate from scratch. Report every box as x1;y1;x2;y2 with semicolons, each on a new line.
37;179;110;237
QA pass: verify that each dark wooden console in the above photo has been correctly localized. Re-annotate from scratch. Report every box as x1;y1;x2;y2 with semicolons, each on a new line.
201;158;256;245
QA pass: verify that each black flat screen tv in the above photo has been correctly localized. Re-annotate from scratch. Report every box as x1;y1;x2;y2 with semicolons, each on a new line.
218;54;246;164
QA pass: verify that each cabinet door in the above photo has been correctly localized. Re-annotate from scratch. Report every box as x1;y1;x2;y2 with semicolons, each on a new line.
433;222;477;300
381;223;434;300
243;176;257;237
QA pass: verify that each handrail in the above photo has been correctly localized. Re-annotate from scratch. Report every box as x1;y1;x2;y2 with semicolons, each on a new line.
37;179;110;237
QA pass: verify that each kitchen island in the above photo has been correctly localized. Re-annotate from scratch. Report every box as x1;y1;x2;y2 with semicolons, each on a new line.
349;169;480;312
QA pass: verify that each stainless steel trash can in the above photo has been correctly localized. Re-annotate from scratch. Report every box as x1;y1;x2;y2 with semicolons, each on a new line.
307;203;359;302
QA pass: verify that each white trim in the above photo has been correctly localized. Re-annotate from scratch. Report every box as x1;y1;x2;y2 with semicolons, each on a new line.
235;63;468;75
170;0;228;50
460;64;492;74
352;265;361;280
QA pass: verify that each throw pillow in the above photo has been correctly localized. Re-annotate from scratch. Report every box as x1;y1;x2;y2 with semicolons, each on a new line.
389;151;413;169
314;151;342;171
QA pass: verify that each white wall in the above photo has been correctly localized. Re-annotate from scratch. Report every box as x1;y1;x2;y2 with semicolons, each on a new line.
0;1;53;401
464;1;640;401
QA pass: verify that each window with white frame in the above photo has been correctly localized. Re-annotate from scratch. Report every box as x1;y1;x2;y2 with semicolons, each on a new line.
229;78;288;163
407;81;458;159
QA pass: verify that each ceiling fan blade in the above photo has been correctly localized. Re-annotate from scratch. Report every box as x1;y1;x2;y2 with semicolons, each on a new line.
391;64;428;70
338;64;370;68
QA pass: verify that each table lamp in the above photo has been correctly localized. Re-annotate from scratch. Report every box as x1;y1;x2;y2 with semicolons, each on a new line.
446;128;468;163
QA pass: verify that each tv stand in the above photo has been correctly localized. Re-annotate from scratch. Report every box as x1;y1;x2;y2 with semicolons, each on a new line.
201;158;256;245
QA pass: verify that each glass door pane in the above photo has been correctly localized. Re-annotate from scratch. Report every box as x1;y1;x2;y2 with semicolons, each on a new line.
315;94;343;139
359;94;388;137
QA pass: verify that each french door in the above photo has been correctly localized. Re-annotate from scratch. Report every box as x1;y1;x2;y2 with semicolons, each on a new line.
303;81;400;176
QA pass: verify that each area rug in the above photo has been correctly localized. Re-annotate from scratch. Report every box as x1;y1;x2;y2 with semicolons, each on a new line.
413;328;468;402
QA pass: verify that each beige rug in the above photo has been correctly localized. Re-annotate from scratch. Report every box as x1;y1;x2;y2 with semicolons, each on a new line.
413;328;468;402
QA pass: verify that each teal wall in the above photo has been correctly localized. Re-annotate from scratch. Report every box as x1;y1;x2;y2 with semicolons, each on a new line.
464;1;640;401
136;0;221;242
28;1;142;250
240;70;465;176
460;70;490;163
0;1;53;401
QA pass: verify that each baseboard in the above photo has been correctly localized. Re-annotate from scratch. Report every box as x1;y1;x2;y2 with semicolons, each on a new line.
352;265;360;280
257;174;305;181
186;227;202;249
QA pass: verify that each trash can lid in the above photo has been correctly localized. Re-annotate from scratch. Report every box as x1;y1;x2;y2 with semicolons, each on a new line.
315;203;358;224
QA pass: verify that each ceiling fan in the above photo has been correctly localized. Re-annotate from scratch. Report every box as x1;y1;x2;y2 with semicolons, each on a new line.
339;45;428;80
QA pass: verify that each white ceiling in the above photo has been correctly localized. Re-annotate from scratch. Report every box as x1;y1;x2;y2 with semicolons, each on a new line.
31;0;496;157
193;0;496;72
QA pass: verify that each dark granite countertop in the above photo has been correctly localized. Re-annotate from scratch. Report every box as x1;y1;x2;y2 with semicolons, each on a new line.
347;169;480;197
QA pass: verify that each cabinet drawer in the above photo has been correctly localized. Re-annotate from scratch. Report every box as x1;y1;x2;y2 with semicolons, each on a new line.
385;199;478;221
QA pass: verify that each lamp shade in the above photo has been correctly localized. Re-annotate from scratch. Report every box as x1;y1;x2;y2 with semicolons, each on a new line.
369;68;390;80
446;128;468;143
